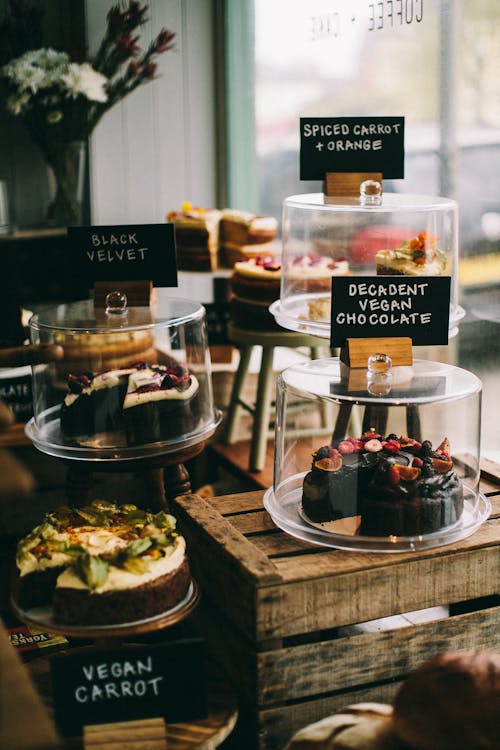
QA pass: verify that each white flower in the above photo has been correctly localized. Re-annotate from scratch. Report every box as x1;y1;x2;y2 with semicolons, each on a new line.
62;62;108;103
6;92;31;115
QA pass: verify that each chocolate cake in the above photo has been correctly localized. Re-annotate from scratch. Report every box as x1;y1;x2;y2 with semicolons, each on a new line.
301;433;464;537
15;501;191;626
60;362;200;447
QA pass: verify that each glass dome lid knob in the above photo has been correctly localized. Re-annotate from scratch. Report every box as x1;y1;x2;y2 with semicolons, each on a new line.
360;179;382;205
105;290;128;315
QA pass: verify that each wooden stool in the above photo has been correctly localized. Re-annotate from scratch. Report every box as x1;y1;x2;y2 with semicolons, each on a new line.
223;324;329;472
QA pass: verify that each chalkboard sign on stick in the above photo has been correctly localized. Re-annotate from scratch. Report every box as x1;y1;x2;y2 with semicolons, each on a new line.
330;276;451;348
300;116;405;181
67;224;178;290
51;639;206;736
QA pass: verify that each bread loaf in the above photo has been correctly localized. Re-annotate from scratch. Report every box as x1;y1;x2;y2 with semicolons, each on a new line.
285;703;399;749
393;650;500;750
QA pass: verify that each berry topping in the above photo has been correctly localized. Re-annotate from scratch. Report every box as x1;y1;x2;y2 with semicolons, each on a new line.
346;438;364;452
387;465;400;485
383;439;401;454
361;430;382;442
420;440;433;457
386;433;398;442
135;384;161;394
313;446;333;461
338;440;355;455
412;456;424;468
364;438;383;453
161;374;177;389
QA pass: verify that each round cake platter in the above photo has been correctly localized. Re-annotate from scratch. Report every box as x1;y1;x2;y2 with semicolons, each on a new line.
263;476;491;553
25;408;222;462
10;580;200;639
270;297;466;340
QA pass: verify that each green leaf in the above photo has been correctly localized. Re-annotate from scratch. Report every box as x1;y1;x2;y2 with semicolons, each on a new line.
74;553;109;590
122;556;150;575
126;537;152;558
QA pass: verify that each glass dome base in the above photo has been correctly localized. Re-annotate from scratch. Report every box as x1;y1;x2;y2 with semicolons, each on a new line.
25;408;222;462
263;477;490;553
270;298;466;340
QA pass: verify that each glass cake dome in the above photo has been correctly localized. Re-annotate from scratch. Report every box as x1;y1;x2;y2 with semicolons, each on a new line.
263;356;490;552
270;191;464;339
26;294;221;460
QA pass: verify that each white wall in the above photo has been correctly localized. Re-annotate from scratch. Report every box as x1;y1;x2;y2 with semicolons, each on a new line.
86;0;217;225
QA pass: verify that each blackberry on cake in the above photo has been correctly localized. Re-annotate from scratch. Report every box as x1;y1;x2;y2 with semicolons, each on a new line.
15;500;192;626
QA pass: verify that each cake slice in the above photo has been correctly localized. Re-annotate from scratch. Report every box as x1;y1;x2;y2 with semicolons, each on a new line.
123;363;200;445
375;230;447;276
220;209;278;266
167;202;221;271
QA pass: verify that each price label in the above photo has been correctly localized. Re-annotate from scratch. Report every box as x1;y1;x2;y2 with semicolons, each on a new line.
300;116;405;180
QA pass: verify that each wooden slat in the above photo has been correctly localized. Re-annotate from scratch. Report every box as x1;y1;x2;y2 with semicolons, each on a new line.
256;523;500;638
207;491;266;515
229;511;278;535
251;533;322;558
480;456;500;485
256;605;500;704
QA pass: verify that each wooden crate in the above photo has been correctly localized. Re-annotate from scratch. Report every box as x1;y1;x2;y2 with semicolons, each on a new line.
172;461;500;750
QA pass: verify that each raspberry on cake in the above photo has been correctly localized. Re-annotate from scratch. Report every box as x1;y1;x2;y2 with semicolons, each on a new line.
375;230;447;276
220;208;278;266
301;433;463;536
167;202;222;271
229;255;282;330
15;500;192;626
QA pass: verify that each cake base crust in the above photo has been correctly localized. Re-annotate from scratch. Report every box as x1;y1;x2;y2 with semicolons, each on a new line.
53;557;191;626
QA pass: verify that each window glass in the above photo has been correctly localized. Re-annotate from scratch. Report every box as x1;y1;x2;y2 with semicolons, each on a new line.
241;0;500;459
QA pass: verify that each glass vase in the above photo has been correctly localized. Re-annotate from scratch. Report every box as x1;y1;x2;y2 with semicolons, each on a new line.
45;140;86;227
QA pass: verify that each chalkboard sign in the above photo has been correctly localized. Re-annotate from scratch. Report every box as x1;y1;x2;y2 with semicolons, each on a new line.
300;116;405;180
330;276;451;347
51;639;206;736
67;224;178;289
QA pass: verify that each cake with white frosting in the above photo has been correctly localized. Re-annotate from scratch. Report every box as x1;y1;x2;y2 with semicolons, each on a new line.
220;208;278;265
375;230;447;276
60;362;200;447
15;500;191;625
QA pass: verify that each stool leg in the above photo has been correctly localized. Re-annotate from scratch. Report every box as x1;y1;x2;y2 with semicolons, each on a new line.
223;345;253;444
310;346;334;429
250;346;274;472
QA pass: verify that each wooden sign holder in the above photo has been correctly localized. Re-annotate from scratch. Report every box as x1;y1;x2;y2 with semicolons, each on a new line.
333;336;417;439
323;171;383;198
84;717;167;750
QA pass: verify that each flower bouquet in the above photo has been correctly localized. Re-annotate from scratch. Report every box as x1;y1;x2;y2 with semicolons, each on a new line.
1;1;174;226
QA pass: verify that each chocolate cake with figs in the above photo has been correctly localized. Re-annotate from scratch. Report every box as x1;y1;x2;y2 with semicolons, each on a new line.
15;500;191;625
301;432;463;536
